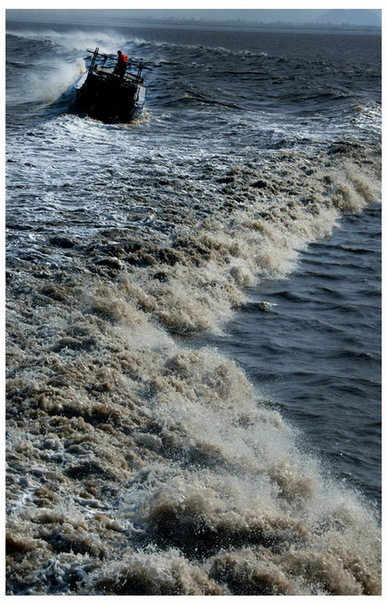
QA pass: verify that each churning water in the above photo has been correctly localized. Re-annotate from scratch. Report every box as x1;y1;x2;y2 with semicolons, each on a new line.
6;19;381;596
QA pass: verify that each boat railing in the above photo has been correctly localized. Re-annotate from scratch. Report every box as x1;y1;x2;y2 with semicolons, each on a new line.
86;47;150;82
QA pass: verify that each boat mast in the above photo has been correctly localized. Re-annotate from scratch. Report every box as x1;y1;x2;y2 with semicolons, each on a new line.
88;47;99;74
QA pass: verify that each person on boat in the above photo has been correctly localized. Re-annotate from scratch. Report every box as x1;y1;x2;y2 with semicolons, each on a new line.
115;50;129;77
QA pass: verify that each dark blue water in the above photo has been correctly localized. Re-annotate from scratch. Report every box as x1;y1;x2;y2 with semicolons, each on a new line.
207;205;381;506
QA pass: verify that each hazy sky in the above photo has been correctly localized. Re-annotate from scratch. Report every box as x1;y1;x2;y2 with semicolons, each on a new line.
5;4;382;27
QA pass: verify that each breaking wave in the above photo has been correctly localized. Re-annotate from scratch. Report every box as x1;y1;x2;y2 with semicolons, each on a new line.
6;140;381;595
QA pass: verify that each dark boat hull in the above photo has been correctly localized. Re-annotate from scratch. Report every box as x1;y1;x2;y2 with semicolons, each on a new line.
74;69;146;123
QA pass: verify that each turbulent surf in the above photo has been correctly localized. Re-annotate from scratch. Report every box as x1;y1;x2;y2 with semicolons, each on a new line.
6;19;381;596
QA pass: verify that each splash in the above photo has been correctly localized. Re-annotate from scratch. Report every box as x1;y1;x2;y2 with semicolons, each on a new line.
6;137;381;595
6;27;129;54
28;57;86;105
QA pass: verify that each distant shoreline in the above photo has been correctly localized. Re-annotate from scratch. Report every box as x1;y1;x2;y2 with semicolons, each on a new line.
6;16;381;35
119;17;382;33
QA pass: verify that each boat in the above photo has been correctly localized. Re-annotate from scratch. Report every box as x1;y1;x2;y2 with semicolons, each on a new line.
74;47;149;123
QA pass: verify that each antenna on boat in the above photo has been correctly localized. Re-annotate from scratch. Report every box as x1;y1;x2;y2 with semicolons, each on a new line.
136;62;144;80
88;47;99;74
